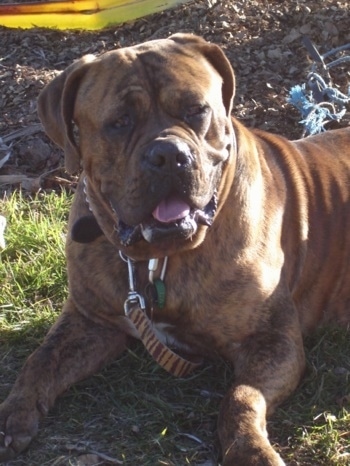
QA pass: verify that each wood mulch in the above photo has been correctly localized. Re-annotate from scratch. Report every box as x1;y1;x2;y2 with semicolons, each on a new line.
0;0;349;194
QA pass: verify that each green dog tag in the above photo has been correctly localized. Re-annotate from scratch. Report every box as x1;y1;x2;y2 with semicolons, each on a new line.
154;278;166;308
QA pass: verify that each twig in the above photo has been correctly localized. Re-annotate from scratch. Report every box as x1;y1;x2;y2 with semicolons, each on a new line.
2;124;43;144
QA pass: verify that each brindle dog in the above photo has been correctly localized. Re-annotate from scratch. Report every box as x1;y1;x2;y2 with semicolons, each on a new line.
0;34;350;465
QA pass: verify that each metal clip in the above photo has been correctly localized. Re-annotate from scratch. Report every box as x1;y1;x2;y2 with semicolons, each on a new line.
148;256;168;283
148;258;159;283
124;291;146;315
119;251;146;315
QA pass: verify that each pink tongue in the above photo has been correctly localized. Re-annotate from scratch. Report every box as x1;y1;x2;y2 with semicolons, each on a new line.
152;197;191;223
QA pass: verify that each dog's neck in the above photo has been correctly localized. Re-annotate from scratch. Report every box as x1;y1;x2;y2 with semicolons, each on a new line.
80;176;169;283
79;178;200;377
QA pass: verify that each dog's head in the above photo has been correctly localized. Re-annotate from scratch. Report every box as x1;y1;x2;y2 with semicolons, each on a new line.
38;34;236;259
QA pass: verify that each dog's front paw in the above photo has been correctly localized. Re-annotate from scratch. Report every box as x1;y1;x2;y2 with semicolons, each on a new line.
0;396;41;461
221;435;285;466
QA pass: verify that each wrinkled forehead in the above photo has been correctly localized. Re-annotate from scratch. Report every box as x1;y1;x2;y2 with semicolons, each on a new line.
75;41;223;107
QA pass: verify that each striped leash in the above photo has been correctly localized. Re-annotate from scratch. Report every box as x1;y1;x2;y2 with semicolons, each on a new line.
121;252;201;378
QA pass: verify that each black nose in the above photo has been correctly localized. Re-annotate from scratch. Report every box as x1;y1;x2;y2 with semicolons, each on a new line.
144;138;193;173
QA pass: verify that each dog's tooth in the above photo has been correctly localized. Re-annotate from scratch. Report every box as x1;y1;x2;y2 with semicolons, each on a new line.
141;224;154;243
194;210;213;227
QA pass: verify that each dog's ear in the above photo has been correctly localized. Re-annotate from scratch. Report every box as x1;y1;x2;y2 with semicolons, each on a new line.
169;34;235;116
71;215;104;243
38;55;96;174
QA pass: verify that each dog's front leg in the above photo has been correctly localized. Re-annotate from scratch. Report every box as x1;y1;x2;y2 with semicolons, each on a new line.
218;315;305;466
0;298;128;461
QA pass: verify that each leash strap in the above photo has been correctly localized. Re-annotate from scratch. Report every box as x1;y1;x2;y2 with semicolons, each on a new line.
127;305;201;378
120;252;201;377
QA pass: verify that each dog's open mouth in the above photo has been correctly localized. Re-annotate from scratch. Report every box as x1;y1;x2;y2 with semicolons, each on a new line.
118;193;217;246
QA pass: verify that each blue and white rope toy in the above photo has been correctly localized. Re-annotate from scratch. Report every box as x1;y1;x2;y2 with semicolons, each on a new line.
288;37;350;135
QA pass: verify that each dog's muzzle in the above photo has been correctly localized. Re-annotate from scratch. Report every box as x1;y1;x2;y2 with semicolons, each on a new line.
118;193;217;246
117;137;218;245
72;137;218;246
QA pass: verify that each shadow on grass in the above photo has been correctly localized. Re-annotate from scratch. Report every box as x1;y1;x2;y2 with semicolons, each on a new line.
0;325;349;465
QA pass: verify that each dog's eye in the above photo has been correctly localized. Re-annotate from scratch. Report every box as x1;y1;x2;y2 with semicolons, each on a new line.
186;105;208;119
111;114;132;129
104;114;133;139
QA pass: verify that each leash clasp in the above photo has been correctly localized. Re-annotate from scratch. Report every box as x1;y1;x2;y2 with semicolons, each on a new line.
124;291;146;315
119;251;146;315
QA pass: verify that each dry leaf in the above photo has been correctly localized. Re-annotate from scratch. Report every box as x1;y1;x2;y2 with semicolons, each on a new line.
76;454;101;466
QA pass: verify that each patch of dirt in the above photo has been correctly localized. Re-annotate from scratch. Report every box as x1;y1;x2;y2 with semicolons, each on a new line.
0;0;349;194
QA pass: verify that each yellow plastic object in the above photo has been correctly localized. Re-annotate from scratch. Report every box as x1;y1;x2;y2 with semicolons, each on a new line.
0;0;189;30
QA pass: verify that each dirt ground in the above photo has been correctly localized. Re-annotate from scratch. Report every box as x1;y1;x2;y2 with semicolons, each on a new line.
1;0;350;194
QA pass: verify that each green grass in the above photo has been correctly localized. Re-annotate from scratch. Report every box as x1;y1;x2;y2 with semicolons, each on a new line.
0;191;69;345
0;192;349;465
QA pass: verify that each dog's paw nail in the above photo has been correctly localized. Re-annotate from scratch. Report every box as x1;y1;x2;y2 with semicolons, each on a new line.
4;435;12;447
37;400;49;416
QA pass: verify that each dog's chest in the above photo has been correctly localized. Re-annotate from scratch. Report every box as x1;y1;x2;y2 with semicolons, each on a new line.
115;253;251;356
